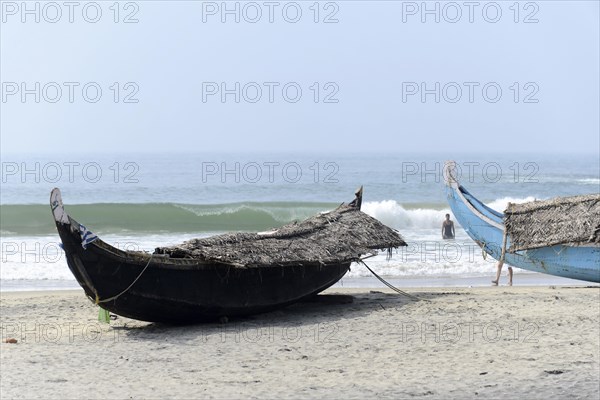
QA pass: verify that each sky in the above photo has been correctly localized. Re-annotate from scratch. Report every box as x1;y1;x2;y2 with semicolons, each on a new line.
1;0;599;154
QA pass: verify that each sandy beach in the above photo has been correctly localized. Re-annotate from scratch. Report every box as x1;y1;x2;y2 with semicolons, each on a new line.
1;286;599;399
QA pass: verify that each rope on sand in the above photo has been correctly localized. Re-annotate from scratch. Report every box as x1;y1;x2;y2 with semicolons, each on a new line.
358;258;426;302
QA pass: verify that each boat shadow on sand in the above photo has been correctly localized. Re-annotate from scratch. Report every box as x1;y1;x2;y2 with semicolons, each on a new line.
108;291;441;343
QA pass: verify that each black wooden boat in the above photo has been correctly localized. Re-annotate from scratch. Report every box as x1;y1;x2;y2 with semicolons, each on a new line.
51;188;405;323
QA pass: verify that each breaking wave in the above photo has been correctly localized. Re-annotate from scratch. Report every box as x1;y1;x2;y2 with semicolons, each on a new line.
1;197;537;236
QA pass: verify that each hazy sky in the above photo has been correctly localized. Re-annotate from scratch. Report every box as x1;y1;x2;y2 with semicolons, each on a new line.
1;1;599;154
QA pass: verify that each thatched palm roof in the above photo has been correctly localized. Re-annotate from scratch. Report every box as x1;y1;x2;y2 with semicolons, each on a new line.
154;203;406;268
505;194;600;252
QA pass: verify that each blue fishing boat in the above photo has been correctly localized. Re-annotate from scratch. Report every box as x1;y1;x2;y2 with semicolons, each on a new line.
444;161;600;283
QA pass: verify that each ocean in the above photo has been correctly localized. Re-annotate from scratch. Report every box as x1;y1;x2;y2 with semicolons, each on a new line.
1;152;599;291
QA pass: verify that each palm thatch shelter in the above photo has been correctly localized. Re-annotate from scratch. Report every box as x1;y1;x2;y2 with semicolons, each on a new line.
504;194;600;252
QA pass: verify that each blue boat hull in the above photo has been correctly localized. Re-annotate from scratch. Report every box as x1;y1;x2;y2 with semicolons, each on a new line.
445;173;600;283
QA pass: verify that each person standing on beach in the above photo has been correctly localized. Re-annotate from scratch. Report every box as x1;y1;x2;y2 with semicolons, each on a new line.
442;214;455;239
492;260;513;286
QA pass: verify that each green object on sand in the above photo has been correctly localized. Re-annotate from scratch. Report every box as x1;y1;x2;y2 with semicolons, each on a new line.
98;307;111;324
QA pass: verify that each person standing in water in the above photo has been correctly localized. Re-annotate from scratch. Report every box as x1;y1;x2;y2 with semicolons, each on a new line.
442;213;455;239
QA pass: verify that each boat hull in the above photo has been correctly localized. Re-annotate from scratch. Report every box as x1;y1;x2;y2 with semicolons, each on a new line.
444;166;600;283
56;214;350;324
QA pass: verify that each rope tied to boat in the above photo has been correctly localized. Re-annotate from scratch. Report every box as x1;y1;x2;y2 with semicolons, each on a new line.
358;257;426;301
96;254;154;304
